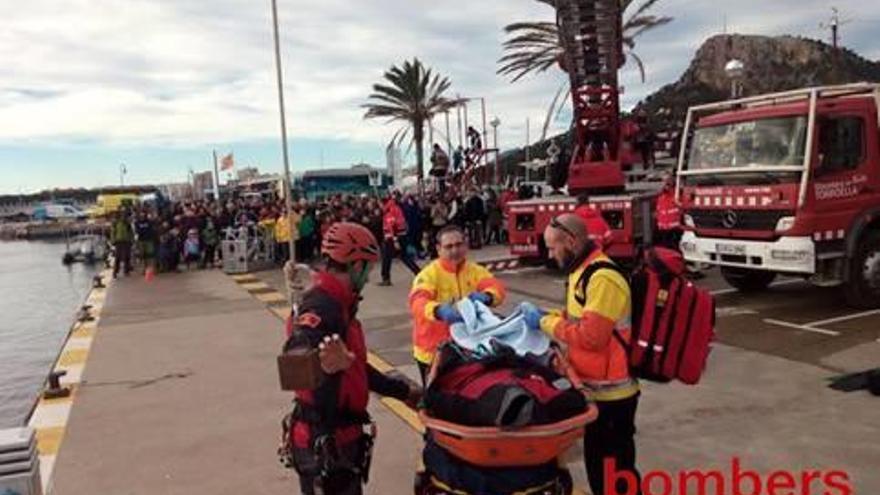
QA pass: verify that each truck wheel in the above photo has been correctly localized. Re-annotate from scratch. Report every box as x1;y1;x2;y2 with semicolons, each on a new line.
844;231;880;309
721;266;777;292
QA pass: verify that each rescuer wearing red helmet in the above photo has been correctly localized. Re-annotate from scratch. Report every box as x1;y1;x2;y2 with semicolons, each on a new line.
281;222;420;495
574;193;613;248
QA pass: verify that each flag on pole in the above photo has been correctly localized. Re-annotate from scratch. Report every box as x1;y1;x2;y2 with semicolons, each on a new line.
220;153;235;171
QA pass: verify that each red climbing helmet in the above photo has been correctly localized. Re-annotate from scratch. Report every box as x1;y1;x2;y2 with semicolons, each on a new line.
321;222;380;264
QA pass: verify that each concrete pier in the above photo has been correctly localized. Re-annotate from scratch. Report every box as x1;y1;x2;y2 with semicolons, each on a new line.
39;248;880;494
44;270;420;495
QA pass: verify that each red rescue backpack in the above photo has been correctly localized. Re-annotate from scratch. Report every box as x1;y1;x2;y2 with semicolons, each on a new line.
575;247;716;385
424;346;588;428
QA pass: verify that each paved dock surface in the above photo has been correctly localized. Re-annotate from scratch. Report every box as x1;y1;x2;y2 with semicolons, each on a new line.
48;269;420;495
47;247;880;494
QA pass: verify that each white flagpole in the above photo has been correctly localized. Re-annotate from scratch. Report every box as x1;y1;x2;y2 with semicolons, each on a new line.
212;150;221;201
270;0;296;292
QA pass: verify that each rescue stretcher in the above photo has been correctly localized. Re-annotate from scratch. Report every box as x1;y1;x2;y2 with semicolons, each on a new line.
415;348;599;495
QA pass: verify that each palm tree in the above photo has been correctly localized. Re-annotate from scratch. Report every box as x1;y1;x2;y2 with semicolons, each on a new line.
498;0;673;83
363;58;459;192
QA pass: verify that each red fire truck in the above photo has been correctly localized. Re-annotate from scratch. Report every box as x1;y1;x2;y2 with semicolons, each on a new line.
508;192;657;260
505;0;663;262
677;83;880;307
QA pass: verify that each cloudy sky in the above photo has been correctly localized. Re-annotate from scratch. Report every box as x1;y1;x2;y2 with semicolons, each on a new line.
1;0;878;193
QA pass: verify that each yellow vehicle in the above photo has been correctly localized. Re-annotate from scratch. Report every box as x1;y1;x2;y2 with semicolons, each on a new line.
87;193;140;218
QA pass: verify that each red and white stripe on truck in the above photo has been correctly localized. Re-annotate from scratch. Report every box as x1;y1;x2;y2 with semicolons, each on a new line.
507;194;656;261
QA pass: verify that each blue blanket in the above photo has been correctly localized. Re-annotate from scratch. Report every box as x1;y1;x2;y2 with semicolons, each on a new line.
450;299;551;358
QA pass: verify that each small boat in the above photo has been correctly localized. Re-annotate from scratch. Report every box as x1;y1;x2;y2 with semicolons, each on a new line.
62;234;108;264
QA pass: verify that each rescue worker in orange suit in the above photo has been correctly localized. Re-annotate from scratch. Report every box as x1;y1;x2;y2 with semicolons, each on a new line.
521;214;641;495
574;193;613;248
379;194;420;286
654;176;683;250
409;225;506;385
282;222;421;495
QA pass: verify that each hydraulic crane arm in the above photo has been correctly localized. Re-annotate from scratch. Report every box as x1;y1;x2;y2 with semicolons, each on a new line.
555;0;626;193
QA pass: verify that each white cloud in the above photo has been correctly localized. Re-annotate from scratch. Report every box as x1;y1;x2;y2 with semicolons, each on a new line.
1;0;877;150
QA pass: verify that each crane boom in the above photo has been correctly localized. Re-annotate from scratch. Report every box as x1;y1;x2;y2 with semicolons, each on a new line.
556;0;626;193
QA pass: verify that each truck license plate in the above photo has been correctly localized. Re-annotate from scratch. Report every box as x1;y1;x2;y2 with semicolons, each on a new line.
716;243;746;256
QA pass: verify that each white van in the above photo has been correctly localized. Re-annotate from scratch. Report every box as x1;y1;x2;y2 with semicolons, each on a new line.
33;203;88;221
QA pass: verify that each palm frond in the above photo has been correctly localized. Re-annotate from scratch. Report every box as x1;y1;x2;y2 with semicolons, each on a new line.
363;57;456;190
497;22;563;82
540;82;568;141
627;19;674;43
627;0;664;21
498;0;673;85
623;15;674;36
390;126;410;147
628;51;647;83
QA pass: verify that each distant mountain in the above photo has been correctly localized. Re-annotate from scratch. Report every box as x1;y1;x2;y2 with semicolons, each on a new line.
635;34;880;127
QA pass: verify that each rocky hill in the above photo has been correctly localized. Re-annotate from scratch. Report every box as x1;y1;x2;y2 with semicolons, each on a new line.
635;34;880;126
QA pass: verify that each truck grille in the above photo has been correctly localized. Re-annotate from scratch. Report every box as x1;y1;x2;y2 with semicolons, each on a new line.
690;209;792;231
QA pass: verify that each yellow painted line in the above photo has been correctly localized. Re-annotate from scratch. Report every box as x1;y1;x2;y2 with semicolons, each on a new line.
75;319;98;330
379;397;425;434
87;293;106;304
57;349;89;367
271;306;290;319
228;273;426;436
255;291;288;303
70;326;95;339
231;274;259;283
240;282;270;291
31;271;112;485
35;427;65;456
367;351;395;373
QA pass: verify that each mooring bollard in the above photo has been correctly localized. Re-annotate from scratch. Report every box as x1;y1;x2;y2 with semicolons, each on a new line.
93;274;105;288
76;305;94;323
44;370;70;400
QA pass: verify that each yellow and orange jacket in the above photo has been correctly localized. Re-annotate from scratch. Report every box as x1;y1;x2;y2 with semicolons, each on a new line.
539;251;639;402
409;258;506;364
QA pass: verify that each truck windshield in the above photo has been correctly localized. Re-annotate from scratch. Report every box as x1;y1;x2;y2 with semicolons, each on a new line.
689;116;808;171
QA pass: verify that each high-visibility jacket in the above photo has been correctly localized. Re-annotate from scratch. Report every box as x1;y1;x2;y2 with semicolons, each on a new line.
574;204;613;247
383;200;406;240
409;258;506;364
110;219;134;244
274;212;301;243
656;190;681;230
539;250;638;402
259;217;276;241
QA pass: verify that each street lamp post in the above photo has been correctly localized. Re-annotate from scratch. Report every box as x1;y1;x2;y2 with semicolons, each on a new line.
490;117;501;185
120;163;127;187
270;0;297;302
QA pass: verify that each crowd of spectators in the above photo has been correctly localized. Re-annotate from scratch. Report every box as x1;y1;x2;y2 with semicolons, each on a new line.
107;186;520;278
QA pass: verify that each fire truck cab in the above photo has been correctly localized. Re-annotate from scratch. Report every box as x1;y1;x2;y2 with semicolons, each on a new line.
677;83;880;307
